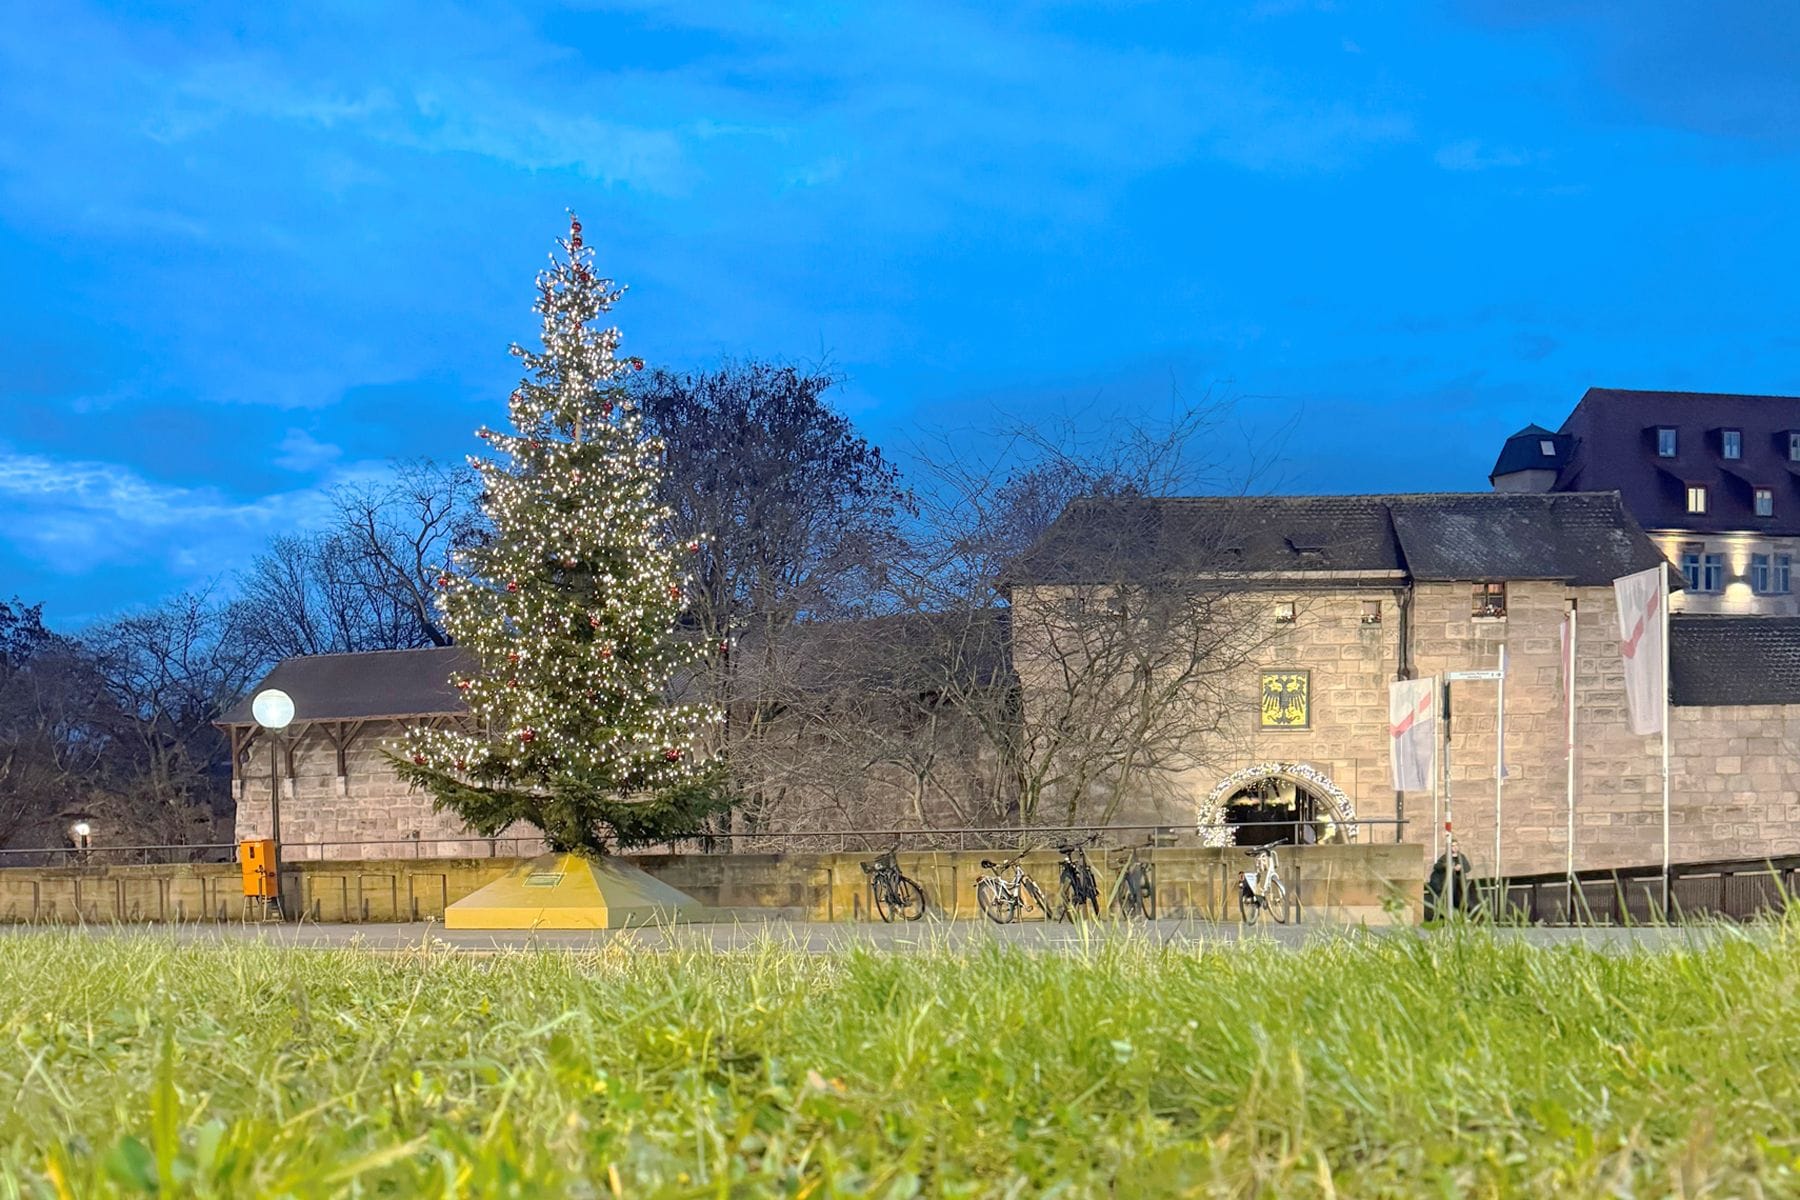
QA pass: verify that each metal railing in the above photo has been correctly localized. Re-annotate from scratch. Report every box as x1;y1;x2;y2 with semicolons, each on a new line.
1472;855;1800;925
0;819;1406;866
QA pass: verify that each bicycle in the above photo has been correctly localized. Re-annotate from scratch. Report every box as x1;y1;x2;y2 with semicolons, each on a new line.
1237;842;1292;925
975;853;1052;924
1055;835;1101;921
860;846;926;922
1107;839;1156;920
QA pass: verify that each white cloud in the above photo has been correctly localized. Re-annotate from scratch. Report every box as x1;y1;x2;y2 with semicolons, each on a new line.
0;445;383;578
1435;139;1535;171
273;428;342;472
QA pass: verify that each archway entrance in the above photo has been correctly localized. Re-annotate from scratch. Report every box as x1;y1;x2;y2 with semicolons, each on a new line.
1198;763;1358;848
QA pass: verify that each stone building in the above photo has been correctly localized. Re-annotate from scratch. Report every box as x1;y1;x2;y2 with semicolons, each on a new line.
1008;489;1800;877
221;647;545;860
1491;387;1800;615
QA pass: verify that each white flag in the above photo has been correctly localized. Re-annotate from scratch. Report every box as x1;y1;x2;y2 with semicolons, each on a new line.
1613;567;1666;736
1388;677;1436;791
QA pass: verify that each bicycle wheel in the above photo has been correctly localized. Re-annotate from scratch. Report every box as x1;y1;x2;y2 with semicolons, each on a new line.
1238;881;1258;925
1269;878;1291;925
1057;875;1078;922
1138;868;1155;921
1079;867;1100;919
978;879;1017;924
1022;876;1051;920
873;876;899;923
895;876;926;921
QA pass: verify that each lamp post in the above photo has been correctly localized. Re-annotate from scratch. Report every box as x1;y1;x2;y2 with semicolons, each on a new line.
68;817;93;866
251;688;294;900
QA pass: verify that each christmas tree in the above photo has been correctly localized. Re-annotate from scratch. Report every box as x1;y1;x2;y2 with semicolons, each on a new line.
389;215;725;856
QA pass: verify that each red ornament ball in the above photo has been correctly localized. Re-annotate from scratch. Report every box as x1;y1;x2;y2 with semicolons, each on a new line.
588;616;601;628
600;646;613;659
631;357;645;372
687;541;701;553
455;760;466;771
507;652;520;664
477;429;491;440
599;403;612;418
519;729;536;743
569;216;583;249
506;581;520;593
667;585;682;600
663;747;682;762
437;574;452;588
456;679;471;692
412;754;426;766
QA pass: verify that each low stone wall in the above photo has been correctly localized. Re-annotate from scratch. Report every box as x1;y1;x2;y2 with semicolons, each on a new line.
0;843;1424;926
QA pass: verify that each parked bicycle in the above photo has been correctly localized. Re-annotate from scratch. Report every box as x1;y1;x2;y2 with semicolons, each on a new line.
1055;836;1101;921
1108;839;1156;920
861;845;926;922
1237;842;1292;925
975;853;1052;924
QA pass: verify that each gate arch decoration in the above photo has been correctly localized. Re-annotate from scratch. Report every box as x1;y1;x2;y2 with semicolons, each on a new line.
1198;762;1359;847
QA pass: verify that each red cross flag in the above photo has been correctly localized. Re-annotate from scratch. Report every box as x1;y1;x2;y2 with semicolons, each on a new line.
1613;566;1666;736
1388;676;1436;792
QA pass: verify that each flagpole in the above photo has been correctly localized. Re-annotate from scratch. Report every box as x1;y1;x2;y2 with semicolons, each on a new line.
1494;645;1506;918
1432;675;1442;866
1661;566;1672;918
1566;603;1577;879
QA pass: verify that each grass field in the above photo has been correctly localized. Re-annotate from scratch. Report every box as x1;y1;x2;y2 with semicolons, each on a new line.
2;924;1799;1197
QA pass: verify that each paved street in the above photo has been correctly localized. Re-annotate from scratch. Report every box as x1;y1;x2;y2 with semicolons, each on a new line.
0;917;1739;954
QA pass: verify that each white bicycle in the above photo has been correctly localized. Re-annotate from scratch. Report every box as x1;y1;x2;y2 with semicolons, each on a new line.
1237;843;1292;925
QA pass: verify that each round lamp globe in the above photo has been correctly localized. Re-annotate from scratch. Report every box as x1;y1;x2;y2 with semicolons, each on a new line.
252;688;296;731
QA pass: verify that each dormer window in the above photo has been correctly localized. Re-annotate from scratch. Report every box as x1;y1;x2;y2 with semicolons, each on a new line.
1539;439;1556;456
1687;485;1708;514
1722;429;1743;460
1790;432;1800;463
1757;488;1774;517
1657;427;1678;457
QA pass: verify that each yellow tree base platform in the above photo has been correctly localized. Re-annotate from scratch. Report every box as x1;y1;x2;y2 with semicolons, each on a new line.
445;853;706;930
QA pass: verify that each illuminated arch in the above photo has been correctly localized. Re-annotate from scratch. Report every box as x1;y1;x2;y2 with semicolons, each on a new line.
1198;762;1358;847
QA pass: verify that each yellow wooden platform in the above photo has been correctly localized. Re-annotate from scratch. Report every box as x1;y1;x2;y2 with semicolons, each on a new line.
444;853;705;930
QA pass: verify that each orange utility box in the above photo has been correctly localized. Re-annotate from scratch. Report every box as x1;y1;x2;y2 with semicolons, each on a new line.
240;839;278;898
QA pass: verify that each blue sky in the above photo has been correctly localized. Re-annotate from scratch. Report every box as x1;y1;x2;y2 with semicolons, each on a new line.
3;1;1799;622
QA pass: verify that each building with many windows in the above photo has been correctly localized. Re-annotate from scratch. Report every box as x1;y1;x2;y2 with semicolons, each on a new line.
1490;387;1800;615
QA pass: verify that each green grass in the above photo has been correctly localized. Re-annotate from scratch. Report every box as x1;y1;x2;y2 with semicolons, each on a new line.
3;925;1800;1197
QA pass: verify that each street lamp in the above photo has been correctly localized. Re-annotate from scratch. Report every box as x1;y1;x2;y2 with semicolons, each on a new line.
251;688;294;899
68;816;93;864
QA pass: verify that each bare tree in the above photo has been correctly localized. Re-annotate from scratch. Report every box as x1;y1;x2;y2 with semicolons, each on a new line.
0;599;114;848
895;392;1284;828
82;589;262;845
232;459;485;666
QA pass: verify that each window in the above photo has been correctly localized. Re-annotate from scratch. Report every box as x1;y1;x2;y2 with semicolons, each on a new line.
1723;429;1743;459
1757;488;1775;517
1539;439;1556;456
1472;582;1506;619
1703;553;1725;593
1657;427;1678;457
1687;485;1708;514
1360;600;1382;625
1274;601;1296;625
1761;553;1796;595
1680;550;1702;591
1790;432;1800;462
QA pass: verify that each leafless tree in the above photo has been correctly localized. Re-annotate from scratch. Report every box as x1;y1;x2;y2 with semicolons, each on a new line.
892;391;1286;828
232;459;485;666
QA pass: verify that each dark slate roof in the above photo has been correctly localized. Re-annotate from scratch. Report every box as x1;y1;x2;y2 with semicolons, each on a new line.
1550;388;1800;536
1009;491;1672;588
1671;616;1800;707
1387;492;1668;586
1006;495;1403;582
219;646;475;726
1489;424;1572;480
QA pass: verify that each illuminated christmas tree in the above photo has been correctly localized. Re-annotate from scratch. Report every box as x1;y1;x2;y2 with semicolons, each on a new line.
389;215;725;855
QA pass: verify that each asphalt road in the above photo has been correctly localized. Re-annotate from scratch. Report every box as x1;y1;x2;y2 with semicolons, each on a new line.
0;917;1738;954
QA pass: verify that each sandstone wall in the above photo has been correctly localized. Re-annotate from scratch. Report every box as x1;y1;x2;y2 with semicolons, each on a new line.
232;719;545;860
